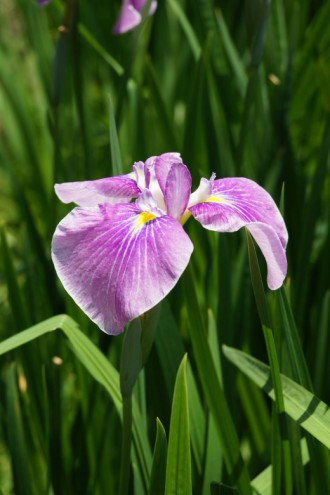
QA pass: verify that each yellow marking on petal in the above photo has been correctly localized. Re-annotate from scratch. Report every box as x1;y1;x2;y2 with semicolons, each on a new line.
180;210;192;226
205;195;230;205
134;211;156;232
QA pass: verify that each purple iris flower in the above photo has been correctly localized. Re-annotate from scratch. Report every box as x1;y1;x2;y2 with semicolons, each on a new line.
112;0;157;34
52;153;288;335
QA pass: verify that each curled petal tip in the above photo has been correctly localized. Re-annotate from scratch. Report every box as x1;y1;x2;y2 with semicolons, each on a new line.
247;223;287;290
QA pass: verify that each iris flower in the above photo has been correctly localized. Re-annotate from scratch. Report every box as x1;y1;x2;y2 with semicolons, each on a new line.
113;0;157;35
52;153;288;335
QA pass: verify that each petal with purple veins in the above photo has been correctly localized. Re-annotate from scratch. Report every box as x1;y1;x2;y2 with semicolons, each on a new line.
55;176;140;207
189;177;288;247
52;202;193;334
189;177;288;289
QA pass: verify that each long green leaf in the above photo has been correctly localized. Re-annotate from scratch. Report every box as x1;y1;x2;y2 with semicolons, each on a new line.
165;355;191;495
251;438;310;495
168;0;201;61
149;418;167;495
6;364;36;495
109;96;123;176
183;266;252;495
0;315;152;489
223;346;330;449
246;230;292;495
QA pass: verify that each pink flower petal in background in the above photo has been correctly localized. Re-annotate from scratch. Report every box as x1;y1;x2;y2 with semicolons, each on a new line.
113;0;157;35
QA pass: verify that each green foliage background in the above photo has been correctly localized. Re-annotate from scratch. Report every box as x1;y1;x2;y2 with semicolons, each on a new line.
0;0;329;494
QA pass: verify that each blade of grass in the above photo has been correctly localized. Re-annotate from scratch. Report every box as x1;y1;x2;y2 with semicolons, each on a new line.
186;364;205;477
6;364;36;495
246;230;292;495
313;291;330;395
53;0;124;75
0;315;152;491
183;266;252;495
149;418;167;495
168;0;201;61
145;58;178;150
223;346;330;450
109;96;123;176
182;52;205;166
215;9;247;96
0;229;30;330
295;114;330;320
165;355;192;495
201;310;223;493
251;438;309;495
277;285;330;492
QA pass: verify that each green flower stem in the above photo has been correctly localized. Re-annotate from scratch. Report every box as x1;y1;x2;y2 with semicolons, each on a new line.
119;395;132;495
118;308;160;494
246;230;293;495
119;395;133;495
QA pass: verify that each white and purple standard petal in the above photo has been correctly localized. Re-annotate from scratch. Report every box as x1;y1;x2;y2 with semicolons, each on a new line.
189;177;288;289
141;152;183;213
55;176;140;207
52;200;193;334
112;0;157;35
164;162;192;220
147;152;182;193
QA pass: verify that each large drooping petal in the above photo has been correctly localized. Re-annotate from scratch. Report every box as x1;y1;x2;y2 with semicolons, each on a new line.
164;162;192;220
52;201;193;334
112;0;157;35
55;176;140;207
189;177;288;289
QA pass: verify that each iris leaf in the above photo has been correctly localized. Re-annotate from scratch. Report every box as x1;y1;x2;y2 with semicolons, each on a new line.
0;315;152;491
109;96;123;176
168;0;201;61
246;230;292;495
223;346;330;450
165;355;192;495
251;438;310;495
6;364;36;495
149;418;167;495
183;266;252;495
